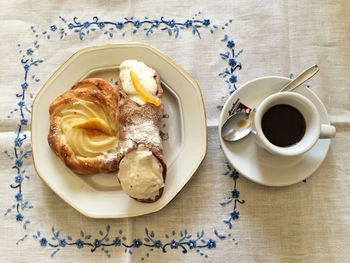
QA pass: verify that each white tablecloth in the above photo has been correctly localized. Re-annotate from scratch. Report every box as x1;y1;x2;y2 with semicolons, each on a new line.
1;1;349;262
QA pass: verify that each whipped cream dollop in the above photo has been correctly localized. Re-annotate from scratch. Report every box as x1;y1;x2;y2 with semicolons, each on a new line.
60;99;118;157
118;145;164;200
119;60;157;105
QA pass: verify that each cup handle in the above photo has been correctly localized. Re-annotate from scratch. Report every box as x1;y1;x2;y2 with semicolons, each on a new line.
320;124;336;139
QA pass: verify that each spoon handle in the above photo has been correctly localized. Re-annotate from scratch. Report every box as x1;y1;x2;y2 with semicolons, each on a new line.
280;64;319;92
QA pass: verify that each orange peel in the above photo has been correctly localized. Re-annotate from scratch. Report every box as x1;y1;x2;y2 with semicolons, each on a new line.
73;118;114;136
130;70;161;106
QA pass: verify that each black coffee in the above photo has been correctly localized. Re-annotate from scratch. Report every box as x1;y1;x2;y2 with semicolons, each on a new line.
262;104;306;147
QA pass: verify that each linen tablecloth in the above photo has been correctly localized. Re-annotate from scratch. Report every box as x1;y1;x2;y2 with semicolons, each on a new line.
1;1;349;262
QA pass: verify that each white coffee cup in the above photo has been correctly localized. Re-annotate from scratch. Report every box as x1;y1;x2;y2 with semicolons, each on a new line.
253;92;336;156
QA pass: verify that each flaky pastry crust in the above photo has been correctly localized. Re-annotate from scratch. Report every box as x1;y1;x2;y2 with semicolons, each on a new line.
48;78;119;174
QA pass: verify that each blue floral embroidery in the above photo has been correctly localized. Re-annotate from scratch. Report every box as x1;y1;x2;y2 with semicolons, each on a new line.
42;13;229;40
227;40;235;48
26;48;34;55
50;25;57;31
16;213;24;221
220;163;245;229
219;34;243;95
16;234;28;245
31;226;224;258
4;14;242;260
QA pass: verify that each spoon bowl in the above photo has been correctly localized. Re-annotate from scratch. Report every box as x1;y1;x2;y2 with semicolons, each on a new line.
221;112;252;141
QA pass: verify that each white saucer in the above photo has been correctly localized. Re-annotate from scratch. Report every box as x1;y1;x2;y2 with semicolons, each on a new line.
218;76;331;187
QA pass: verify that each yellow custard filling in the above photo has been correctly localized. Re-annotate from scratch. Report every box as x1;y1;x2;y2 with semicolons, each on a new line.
59;100;118;157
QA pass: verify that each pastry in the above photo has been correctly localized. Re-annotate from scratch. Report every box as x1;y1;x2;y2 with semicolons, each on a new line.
47;60;167;203
116;60;167;202
48;78;120;174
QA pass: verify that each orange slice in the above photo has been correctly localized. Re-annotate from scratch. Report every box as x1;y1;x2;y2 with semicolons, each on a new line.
130;70;161;106
73;118;113;136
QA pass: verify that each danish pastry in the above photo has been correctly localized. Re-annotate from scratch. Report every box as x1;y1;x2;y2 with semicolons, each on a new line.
47;60;168;203
48;78;120;174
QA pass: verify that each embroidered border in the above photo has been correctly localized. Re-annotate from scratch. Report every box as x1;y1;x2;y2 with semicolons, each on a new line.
4;14;243;259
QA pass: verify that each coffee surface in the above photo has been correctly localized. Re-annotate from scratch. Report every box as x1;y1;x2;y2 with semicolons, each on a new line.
262;104;306;147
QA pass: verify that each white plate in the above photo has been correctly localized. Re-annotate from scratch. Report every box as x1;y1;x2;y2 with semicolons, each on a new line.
219;76;331;187
31;43;207;218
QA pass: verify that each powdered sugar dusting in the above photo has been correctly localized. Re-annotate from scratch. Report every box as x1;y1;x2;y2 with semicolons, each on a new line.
124;120;161;148
96;139;134;163
97;152;118;163
116;139;135;157
96;118;162;165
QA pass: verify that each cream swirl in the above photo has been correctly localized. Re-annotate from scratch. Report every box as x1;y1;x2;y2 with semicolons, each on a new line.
119;60;157;105
59;100;118;157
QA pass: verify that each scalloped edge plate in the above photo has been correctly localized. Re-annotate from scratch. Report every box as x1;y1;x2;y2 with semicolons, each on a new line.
31;43;207;218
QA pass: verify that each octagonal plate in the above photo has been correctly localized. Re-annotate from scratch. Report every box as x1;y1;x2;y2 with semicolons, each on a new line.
31;43;207;218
